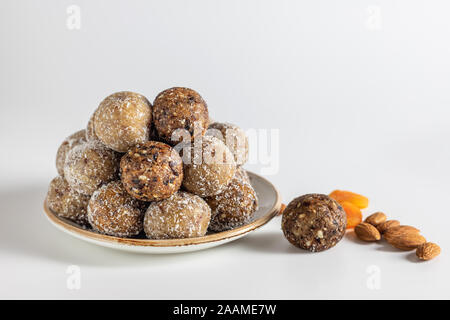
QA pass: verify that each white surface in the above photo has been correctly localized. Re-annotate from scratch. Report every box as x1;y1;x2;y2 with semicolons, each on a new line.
44;172;279;254
0;0;449;299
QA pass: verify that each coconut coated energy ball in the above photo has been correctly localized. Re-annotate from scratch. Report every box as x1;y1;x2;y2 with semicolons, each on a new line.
152;87;209;144
64;141;120;195
46;176;91;225
282;194;347;252
205;168;258;232
94;91;152;152
120;141;183;202
143;191;211;239
87;181;146;237
86;109;101;143
55;130;87;176
207;122;249;166
182;136;236;197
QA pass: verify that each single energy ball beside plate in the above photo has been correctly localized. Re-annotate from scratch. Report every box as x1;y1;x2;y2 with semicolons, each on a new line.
55;129;87;176
152;87;209;144
120;141;183;202
205;168;258;232
181;136;236;197
87;181;147;237
143;191;211;239
46;176;91;225
207;122;249;166
94;91;152;152
282;194;347;252
64;141;120;195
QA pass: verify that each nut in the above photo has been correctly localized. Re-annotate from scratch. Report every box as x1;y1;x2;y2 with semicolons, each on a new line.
354;222;381;241
384;225;420;237
364;212;387;226
416;242;441;261
376;220;400;234
384;225;425;250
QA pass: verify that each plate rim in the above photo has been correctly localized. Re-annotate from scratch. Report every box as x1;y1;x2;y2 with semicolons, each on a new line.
43;171;282;248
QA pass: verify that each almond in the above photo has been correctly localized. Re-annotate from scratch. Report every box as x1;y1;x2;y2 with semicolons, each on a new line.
384;225;420;238
416;242;441;261
364;212;387;226
376;220;400;234
354;222;381;241
384;225;425;250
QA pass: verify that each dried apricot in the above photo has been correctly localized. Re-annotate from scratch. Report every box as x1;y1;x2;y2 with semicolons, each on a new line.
329;190;369;209
340;201;362;229
277;203;286;216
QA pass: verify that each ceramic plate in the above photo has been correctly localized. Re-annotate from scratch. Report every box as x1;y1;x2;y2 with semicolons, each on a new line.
43;171;281;254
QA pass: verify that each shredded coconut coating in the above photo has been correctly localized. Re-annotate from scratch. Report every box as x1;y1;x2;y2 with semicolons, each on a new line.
120;141;183;201
94;91;152;152
88;181;147;237
153;87;209;144
144;191;211;239
207;122;249;166
55;130;86;176
182;136;236;197
205;168;258;232
281;194;347;252
46;176;91;225
64;140;120;195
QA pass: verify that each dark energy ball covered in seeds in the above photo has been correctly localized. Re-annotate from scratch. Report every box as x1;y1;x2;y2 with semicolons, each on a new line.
64;141;120;195
205;168;258;232
207;122;249;166
94;91;152;152
152;87;209;144
55;129;87;176
282;194;346;252
87;181;147;237
181;136;236;197
144;191;211;239
120;141;183;202
46;176;91;225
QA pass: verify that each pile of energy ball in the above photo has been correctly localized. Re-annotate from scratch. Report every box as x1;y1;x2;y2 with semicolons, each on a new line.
46;88;258;239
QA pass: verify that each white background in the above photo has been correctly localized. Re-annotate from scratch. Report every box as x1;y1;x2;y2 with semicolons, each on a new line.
1;0;449;299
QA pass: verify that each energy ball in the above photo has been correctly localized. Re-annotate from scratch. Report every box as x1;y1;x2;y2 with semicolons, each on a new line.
46;176;91;225
120;141;183;202
94;91;152;152
55;130;87;176
86;109;101;143
205;168;258;232
153;87;209;144
64;141;120;195
182;136;236;197
282;194;347;252
87;181;146;237
143;191;211;239
207;122;249;166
